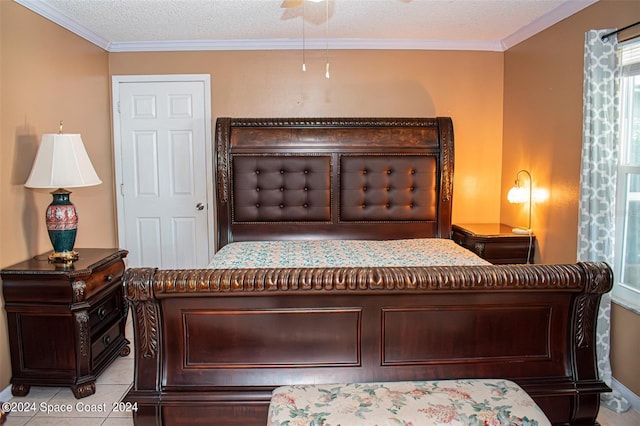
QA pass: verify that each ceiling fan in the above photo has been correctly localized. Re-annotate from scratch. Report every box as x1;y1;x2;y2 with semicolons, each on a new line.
280;0;331;26
281;0;323;8
279;0;331;76
279;0;410;78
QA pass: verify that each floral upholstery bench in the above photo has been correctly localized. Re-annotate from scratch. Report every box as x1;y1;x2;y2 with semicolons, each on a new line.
267;379;551;426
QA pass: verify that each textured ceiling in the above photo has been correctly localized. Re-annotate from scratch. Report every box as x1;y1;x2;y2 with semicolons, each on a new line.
16;0;598;52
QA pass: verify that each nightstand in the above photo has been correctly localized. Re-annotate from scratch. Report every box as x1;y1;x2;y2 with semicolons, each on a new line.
1;248;130;399
451;223;535;264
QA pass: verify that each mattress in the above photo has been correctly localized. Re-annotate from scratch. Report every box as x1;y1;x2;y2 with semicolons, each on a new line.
208;238;490;269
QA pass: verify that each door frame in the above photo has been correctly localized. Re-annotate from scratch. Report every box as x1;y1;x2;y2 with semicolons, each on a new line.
111;74;214;263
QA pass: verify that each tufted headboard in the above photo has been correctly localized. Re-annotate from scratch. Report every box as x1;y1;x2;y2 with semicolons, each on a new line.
214;117;454;250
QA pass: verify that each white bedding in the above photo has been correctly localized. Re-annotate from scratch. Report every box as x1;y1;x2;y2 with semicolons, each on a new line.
208;238;489;269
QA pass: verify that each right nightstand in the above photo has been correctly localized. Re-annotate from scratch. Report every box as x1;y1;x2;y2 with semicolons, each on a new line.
451;223;535;264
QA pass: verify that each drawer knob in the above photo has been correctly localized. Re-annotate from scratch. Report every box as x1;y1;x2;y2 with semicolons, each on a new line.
97;307;107;320
103;335;111;347
105;274;113;283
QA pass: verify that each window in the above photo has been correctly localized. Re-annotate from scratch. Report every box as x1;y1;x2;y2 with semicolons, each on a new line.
614;38;640;310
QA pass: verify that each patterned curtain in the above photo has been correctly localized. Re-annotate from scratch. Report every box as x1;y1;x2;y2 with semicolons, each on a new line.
577;29;630;413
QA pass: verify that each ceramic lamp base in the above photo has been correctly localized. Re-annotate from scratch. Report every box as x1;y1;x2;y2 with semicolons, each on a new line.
45;188;79;263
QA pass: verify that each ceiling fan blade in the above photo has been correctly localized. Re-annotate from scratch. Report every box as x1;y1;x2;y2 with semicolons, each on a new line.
281;0;303;9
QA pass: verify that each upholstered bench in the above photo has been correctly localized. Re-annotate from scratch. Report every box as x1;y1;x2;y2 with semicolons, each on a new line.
267;379;551;426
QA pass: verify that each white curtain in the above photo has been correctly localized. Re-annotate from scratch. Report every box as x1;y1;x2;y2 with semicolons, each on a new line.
577;29;630;413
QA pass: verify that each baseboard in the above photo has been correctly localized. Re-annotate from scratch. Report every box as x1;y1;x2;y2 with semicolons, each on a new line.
0;384;12;402
612;377;640;411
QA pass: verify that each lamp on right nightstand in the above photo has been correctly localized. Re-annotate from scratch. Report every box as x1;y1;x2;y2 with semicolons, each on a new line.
507;169;533;235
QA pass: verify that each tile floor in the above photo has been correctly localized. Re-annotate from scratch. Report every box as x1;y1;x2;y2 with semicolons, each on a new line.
598;405;640;426
1;314;638;425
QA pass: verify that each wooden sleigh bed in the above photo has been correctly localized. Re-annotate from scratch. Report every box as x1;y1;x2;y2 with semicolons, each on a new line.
123;117;612;425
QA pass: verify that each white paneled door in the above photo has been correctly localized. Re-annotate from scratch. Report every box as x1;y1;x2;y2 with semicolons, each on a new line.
112;75;212;268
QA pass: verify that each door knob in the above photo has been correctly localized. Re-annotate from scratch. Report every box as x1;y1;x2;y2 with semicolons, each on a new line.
196;203;204;211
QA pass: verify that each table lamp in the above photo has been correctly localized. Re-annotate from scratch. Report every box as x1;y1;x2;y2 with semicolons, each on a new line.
24;122;102;263
507;169;533;235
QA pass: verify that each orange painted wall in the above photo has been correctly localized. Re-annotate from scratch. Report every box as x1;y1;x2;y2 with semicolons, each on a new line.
0;1;114;389
109;49;505;226
502;0;640;396
2;0;639;401
1;3;505;391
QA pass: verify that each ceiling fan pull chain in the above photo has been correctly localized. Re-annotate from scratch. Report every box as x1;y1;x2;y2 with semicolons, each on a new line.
325;0;330;79
302;0;307;71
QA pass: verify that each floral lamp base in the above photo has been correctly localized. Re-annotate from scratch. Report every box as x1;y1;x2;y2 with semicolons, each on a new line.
46;188;79;264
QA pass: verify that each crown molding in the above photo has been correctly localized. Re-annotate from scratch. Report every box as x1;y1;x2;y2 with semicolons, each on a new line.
501;0;598;50
17;0;596;53
15;0;111;50
108;38;505;53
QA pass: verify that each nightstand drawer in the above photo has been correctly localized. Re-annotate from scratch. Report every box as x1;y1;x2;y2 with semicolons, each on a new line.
89;289;123;336
92;321;123;363
480;241;533;264
85;261;125;295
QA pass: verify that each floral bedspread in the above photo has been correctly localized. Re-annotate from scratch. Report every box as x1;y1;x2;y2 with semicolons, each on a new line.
267;379;551;426
208;238;489;269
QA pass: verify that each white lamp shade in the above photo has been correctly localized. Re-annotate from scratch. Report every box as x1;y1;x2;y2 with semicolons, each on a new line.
25;133;102;189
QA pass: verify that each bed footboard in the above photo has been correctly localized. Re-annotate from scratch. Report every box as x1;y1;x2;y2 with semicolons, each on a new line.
123;262;612;425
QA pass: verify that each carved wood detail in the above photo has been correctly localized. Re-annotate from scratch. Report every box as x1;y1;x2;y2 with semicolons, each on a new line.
439;117;454;202
228;117;440;128
75;310;90;358
575;261;614;348
124;263;611;296
124;268;160;358
11;384;30;397
72;280;86;303
71;382;96;399
581;261;615;294
216;117;231;203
